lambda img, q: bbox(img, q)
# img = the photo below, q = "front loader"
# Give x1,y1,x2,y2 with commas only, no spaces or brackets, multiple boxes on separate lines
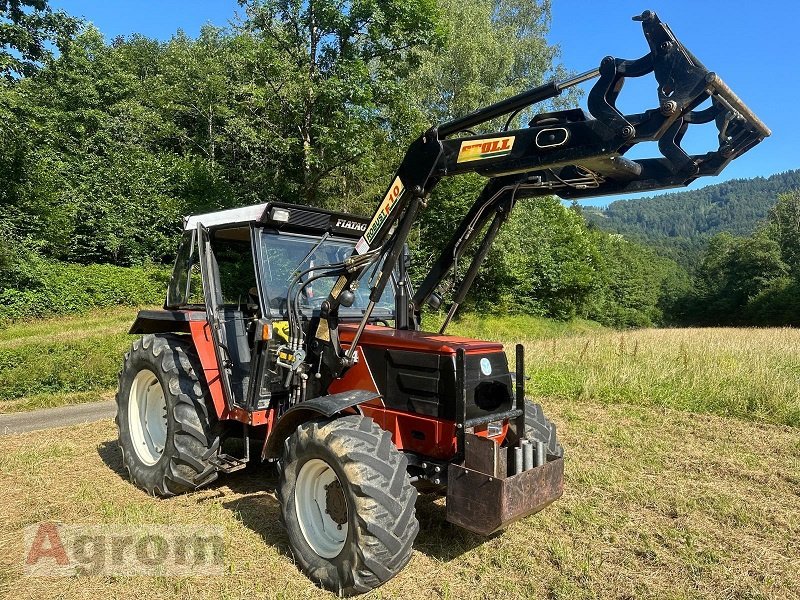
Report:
115,12,768,595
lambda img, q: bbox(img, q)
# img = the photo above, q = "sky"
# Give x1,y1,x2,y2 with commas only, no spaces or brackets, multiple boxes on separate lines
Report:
49,0,798,207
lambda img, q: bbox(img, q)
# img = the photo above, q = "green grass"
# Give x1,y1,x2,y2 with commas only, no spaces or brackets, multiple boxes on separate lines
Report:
1,309,602,414
521,327,800,427
0,307,145,413
425,312,604,340
3,309,800,429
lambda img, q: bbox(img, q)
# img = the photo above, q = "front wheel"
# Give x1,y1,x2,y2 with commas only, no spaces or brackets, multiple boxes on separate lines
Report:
278,415,419,596
115,334,220,496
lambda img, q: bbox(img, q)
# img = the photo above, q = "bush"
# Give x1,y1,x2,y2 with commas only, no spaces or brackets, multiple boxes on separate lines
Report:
0,251,167,323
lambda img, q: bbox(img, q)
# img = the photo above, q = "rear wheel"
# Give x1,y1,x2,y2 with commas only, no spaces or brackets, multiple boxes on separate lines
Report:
524,399,563,458
116,334,220,496
278,415,419,596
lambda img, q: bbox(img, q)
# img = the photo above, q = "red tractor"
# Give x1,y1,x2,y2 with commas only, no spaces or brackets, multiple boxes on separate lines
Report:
115,12,768,595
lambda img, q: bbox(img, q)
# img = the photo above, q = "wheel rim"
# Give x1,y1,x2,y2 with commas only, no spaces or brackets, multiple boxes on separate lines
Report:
128,369,168,466
295,458,348,558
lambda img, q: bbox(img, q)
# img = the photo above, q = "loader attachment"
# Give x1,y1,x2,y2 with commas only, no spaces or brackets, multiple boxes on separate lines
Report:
311,9,770,377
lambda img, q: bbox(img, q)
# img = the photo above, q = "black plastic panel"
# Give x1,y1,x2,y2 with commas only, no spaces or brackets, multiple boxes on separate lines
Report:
363,347,513,422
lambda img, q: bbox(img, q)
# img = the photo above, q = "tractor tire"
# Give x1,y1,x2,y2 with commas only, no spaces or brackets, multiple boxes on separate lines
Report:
115,334,220,496
524,399,563,458
278,415,419,596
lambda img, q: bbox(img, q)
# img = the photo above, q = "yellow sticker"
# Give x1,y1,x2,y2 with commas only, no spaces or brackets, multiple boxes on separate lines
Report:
330,275,348,299
358,176,405,252
315,318,330,342
457,136,515,163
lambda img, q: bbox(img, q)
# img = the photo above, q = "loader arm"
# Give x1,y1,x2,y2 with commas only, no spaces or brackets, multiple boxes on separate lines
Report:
299,10,769,380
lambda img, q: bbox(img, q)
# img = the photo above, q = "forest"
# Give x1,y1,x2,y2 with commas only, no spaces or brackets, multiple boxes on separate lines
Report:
1,0,798,328
584,170,800,269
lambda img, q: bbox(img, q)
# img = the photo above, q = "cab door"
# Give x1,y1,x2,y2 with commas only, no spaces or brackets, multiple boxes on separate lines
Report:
196,224,238,410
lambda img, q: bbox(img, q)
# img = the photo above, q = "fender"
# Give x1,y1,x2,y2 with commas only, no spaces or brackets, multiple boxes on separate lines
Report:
261,389,381,459
129,309,203,334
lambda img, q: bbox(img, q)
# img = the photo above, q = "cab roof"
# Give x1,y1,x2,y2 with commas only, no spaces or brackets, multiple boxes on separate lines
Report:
183,202,371,239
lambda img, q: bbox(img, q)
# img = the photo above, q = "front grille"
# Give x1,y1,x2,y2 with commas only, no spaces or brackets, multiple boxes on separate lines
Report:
363,347,513,421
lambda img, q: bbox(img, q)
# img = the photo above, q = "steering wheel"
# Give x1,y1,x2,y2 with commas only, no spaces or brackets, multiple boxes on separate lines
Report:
269,296,289,313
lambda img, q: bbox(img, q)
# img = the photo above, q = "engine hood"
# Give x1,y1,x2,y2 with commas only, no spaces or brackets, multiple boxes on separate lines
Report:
338,324,504,355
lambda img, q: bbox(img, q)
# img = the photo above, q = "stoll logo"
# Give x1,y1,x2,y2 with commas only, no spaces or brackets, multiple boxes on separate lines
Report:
457,135,515,163
355,176,405,254
23,523,224,576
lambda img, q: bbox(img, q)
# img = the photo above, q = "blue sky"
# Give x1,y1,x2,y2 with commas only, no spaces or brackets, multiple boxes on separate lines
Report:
50,0,797,206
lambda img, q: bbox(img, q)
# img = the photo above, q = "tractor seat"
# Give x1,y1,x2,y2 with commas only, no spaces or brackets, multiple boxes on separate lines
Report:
220,307,252,406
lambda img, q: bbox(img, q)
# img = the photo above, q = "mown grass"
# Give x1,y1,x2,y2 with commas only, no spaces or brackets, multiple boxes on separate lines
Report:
0,401,797,599
521,327,800,427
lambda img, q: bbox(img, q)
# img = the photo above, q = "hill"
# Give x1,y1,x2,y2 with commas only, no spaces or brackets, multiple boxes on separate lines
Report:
584,170,800,266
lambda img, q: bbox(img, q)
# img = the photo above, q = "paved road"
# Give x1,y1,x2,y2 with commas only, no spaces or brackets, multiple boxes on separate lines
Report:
0,400,116,435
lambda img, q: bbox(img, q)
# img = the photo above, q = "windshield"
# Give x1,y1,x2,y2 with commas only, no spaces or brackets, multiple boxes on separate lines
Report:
258,230,395,317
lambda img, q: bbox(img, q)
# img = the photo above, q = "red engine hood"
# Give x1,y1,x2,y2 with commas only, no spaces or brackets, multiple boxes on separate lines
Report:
338,324,504,355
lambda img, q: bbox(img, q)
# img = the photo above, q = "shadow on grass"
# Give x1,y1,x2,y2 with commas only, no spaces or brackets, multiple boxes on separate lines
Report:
97,440,126,479
96,440,488,563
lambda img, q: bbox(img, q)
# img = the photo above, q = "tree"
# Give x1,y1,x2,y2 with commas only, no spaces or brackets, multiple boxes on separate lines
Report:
470,197,603,319
408,0,563,128
692,232,788,324
0,0,79,79
585,233,689,327
765,190,800,275
235,0,442,209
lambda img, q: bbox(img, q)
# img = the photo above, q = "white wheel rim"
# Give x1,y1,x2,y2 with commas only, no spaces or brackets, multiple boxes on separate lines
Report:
128,369,168,466
295,458,348,558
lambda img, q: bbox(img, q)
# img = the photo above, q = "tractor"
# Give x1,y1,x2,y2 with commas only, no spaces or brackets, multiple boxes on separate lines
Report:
115,12,768,595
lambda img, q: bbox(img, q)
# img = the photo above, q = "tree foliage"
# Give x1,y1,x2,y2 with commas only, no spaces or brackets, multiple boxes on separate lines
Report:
0,0,79,79
6,0,790,329
584,170,800,270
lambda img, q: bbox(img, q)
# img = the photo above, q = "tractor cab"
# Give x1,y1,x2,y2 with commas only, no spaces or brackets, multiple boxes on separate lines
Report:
135,203,400,414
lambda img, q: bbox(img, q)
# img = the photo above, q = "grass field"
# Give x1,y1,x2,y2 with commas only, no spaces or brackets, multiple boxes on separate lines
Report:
0,400,797,599
0,309,798,597
0,307,141,413
4,309,799,428
0,309,602,414
522,327,800,428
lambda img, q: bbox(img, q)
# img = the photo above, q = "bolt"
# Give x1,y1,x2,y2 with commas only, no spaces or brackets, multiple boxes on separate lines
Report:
421,462,427,469
660,41,673,52
721,144,735,158
434,466,441,473
621,125,635,139
433,478,440,485
660,100,678,116
601,55,614,66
